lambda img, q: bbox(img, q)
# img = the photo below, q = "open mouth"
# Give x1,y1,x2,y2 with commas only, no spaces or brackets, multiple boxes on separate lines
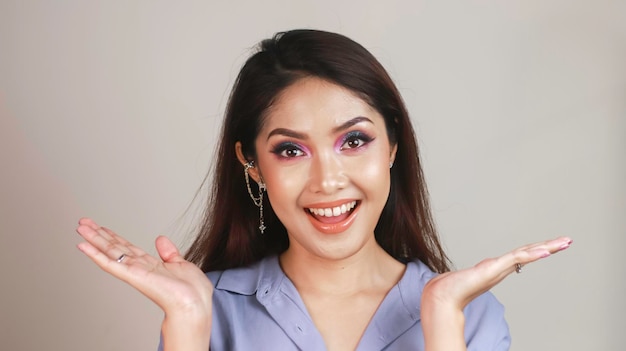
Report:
304,200,360,234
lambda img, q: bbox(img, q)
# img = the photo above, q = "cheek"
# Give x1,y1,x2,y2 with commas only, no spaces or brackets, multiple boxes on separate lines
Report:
362,161,390,184
352,146,390,175
348,154,391,196
263,167,306,208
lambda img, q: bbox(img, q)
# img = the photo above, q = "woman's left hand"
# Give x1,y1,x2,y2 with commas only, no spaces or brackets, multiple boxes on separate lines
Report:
421,236,572,351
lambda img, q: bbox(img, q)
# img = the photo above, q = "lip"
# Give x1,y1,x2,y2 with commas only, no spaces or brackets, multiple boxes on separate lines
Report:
304,200,360,235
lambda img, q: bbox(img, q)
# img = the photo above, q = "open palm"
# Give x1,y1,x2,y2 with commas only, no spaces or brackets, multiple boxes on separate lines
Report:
423,236,572,310
76,218,213,318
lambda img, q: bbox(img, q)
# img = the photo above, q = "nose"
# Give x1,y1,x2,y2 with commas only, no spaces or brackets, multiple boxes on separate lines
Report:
308,151,348,195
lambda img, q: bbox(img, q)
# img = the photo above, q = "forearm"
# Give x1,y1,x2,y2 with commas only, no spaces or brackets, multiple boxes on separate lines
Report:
161,312,211,351
421,303,467,351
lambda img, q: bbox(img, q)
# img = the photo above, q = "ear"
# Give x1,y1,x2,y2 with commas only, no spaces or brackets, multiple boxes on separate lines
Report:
235,141,262,183
389,142,398,168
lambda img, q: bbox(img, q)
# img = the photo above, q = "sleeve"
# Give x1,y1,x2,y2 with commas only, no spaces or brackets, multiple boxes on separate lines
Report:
463,291,511,351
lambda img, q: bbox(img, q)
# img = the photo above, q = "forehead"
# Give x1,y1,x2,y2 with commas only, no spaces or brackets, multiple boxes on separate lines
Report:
260,77,383,133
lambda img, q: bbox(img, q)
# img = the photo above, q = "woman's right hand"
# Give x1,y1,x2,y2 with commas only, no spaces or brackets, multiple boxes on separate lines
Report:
76,218,213,350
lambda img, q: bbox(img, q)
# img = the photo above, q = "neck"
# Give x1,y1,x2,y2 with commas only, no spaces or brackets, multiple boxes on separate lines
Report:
279,240,404,296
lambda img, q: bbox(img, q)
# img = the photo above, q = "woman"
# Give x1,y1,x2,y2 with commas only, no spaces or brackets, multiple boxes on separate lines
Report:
76,29,571,350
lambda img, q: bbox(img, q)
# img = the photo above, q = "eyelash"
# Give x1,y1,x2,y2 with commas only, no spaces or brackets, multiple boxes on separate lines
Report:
270,131,374,159
339,131,374,151
271,142,306,159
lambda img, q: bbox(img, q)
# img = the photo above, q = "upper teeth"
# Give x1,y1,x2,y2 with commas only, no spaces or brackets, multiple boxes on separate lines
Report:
308,201,357,217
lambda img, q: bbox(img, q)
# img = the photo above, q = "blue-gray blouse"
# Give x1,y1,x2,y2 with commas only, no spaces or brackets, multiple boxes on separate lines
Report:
159,256,510,350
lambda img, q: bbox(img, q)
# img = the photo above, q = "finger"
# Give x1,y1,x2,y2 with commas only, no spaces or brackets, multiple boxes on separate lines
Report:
454,253,537,306
508,236,571,254
155,235,186,263
76,241,156,288
77,241,131,276
78,217,100,230
512,236,573,268
100,226,147,257
76,224,130,261
461,237,572,301
531,236,573,255
480,236,573,283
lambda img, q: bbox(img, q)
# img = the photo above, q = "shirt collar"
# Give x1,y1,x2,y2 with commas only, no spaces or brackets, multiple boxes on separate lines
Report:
213,255,434,316
213,255,284,296
212,255,437,350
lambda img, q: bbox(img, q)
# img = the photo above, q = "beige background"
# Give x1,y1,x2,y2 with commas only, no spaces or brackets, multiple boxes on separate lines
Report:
1,1,624,350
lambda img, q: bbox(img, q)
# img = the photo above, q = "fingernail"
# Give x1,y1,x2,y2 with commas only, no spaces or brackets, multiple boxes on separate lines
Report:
558,241,571,250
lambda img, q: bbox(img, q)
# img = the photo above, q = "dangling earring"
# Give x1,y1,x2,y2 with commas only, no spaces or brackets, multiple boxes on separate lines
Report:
244,161,266,234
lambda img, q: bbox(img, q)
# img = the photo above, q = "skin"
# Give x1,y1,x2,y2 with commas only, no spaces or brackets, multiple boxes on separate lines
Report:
240,78,399,263
76,219,212,351
237,78,404,350
76,77,573,350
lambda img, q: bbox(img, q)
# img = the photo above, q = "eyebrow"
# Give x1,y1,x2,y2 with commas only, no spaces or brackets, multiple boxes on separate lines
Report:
266,116,374,141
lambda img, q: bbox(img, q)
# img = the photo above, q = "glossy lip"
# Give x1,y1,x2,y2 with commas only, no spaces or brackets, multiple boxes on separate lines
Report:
304,199,360,235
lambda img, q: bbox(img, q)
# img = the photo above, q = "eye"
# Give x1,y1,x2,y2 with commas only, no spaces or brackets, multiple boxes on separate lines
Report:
282,147,304,158
271,142,306,158
340,131,373,151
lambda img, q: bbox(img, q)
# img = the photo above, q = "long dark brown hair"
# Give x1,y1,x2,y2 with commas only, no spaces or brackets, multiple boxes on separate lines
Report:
185,29,451,273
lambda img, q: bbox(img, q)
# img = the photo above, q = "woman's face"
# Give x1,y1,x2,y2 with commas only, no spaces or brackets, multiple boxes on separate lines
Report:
254,77,397,261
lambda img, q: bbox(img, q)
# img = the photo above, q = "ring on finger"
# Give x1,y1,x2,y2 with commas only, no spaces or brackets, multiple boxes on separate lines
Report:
116,253,127,263
515,263,523,274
